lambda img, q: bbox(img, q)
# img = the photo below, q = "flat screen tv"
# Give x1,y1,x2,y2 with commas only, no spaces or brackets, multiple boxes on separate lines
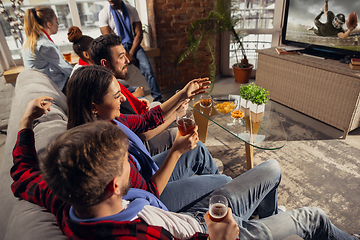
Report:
281,0,360,60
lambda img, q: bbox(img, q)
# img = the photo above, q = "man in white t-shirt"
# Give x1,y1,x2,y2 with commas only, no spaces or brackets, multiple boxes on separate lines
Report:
98,0,163,102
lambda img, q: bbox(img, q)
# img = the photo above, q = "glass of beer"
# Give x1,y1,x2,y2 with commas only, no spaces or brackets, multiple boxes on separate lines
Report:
209,195,228,222
63,52,72,62
176,110,196,136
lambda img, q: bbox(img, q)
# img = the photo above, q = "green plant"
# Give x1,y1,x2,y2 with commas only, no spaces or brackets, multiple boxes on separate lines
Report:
239,83,269,105
176,0,249,92
239,83,254,101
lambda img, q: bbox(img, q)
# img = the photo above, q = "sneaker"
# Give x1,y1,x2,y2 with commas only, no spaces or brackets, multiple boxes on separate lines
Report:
278,205,287,213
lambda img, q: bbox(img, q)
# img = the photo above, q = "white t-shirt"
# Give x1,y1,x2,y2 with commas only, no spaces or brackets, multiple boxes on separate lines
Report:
98,3,140,35
122,199,203,239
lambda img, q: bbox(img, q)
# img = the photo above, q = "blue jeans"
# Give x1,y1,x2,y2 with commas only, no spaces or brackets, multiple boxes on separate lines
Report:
182,159,356,240
123,43,163,102
152,141,232,212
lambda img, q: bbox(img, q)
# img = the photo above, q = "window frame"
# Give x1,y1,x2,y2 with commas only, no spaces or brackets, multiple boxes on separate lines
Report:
0,0,148,70
221,0,285,76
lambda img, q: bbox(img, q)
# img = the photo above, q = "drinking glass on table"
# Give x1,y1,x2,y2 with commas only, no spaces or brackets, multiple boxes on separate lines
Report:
209,195,228,222
176,110,196,136
199,94,212,115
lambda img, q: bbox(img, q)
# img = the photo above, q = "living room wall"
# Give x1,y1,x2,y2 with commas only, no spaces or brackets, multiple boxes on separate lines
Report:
146,0,221,90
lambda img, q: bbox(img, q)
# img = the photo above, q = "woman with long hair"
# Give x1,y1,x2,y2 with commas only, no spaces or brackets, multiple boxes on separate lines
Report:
67,26,177,156
23,6,73,91
66,65,232,212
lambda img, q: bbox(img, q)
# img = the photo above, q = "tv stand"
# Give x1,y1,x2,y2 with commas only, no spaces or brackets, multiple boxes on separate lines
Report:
256,47,360,138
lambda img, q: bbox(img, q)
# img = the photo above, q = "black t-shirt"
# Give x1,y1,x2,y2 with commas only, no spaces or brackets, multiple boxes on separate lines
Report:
120,99,137,115
318,11,345,37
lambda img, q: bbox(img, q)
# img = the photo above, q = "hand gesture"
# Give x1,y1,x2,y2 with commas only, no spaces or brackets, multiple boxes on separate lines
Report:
205,208,239,240
126,52,136,64
183,78,211,99
20,96,53,130
139,98,151,110
172,125,199,155
133,86,145,98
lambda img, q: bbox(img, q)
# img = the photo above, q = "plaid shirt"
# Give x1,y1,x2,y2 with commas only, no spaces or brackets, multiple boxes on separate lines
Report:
116,105,164,134
11,129,208,240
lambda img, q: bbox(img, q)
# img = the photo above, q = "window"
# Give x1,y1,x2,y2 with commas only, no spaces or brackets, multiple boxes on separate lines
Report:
0,0,147,69
221,0,284,76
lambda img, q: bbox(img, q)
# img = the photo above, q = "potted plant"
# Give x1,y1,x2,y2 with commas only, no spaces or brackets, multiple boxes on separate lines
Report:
176,0,253,92
239,83,269,134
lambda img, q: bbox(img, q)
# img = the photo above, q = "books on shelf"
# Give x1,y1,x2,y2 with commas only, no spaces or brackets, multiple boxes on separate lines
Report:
351,58,360,66
275,46,304,55
349,63,360,70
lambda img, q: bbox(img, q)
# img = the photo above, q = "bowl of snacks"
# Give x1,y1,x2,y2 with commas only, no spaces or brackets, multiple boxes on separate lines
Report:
213,96,237,115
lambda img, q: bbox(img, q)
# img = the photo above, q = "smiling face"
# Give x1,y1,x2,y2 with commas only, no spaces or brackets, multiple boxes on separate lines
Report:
92,77,126,120
108,45,130,80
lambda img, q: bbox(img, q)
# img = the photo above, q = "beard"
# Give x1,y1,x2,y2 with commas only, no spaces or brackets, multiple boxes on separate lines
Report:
110,63,128,80
121,179,131,197
109,0,121,10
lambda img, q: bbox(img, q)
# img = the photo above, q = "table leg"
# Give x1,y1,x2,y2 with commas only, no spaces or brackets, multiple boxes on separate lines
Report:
245,143,253,170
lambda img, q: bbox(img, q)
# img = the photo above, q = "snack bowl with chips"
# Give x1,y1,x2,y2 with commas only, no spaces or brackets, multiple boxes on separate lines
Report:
213,96,237,115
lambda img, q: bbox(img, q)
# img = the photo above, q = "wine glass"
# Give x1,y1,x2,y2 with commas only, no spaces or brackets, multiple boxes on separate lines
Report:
199,94,212,116
229,99,244,126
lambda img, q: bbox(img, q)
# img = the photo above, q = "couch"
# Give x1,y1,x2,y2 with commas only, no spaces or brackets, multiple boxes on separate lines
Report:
0,69,68,239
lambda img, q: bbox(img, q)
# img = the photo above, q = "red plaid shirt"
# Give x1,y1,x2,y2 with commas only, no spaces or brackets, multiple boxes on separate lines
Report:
11,129,208,239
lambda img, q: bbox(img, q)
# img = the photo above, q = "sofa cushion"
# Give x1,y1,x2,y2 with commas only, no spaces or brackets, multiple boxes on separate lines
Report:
4,200,67,240
0,69,67,240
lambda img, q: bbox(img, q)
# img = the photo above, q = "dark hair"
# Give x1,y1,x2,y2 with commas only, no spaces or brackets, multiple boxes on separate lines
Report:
68,26,94,62
66,65,115,129
91,34,122,66
39,121,129,207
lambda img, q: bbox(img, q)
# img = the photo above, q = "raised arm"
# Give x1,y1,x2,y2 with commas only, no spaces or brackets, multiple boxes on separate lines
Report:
11,96,64,214
160,78,210,120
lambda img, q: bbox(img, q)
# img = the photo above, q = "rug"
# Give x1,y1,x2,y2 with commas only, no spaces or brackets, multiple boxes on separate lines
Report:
204,108,360,235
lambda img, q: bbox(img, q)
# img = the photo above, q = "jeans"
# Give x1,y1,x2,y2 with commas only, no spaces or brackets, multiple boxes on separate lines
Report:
152,141,232,212
181,159,357,240
123,43,163,102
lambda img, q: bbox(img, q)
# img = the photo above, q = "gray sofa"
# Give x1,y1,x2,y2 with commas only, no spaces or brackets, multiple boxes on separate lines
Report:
0,69,68,240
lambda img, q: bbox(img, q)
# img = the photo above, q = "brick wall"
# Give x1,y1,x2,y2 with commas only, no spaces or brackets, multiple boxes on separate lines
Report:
147,0,221,90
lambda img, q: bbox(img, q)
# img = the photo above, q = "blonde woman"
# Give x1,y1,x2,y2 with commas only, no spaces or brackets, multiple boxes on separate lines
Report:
22,7,73,91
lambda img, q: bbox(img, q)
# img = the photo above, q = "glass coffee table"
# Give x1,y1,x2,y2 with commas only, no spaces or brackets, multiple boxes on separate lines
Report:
189,95,287,170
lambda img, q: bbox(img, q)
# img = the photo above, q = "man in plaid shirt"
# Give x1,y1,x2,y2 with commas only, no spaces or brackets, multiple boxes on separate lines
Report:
11,96,359,240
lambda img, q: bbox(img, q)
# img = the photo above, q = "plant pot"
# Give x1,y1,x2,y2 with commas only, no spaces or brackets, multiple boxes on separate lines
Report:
232,63,253,84
249,102,265,135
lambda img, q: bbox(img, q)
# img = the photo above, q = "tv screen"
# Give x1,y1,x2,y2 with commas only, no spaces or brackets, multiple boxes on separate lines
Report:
281,0,360,60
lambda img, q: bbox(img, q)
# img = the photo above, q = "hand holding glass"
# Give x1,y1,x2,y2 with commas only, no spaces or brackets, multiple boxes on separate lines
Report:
176,110,196,136
209,195,228,222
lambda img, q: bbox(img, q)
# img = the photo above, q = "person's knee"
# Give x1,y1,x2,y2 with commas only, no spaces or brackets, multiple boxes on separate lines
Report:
297,207,329,223
265,159,281,172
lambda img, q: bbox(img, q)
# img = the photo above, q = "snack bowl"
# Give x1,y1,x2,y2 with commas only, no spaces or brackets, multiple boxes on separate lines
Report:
213,96,237,115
